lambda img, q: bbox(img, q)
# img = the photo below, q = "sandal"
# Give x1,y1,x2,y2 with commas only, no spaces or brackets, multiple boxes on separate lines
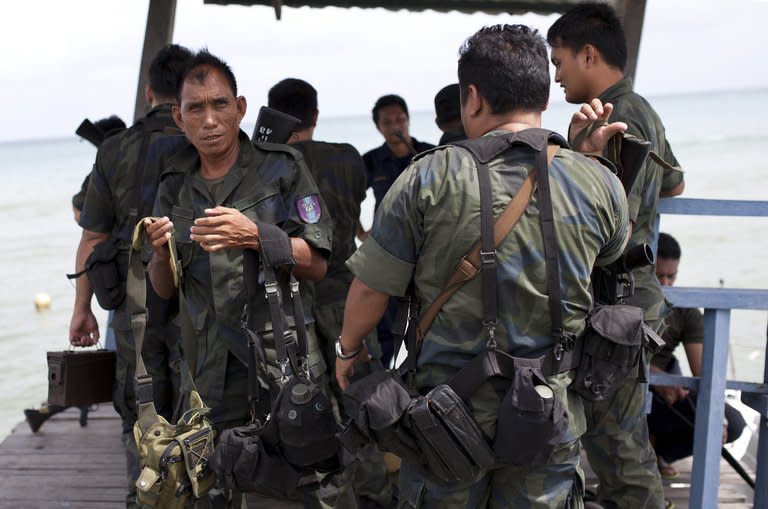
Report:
658,457,679,480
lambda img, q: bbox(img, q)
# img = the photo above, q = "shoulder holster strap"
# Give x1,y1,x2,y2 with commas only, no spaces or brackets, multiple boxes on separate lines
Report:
416,130,564,343
127,218,189,433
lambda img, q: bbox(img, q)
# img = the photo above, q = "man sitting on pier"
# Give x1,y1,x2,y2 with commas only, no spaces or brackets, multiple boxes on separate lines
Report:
648,232,746,479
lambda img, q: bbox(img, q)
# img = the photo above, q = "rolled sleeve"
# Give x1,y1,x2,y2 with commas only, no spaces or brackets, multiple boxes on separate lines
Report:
346,235,414,296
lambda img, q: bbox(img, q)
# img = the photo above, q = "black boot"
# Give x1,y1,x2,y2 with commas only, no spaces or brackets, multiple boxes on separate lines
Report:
24,404,66,433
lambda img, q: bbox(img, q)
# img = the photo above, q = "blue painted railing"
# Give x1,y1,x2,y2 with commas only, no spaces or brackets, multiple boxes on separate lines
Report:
653,197,768,509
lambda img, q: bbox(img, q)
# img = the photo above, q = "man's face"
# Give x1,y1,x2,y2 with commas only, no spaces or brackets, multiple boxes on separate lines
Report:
175,66,245,160
550,44,590,104
376,104,410,146
656,257,680,287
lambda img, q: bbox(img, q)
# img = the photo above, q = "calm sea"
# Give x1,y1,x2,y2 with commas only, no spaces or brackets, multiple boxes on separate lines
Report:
0,89,766,440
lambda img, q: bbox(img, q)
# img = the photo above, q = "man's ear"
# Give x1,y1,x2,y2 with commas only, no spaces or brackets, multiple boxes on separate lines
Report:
172,105,184,132
145,85,154,105
311,109,319,128
583,44,598,66
465,84,483,119
236,96,247,122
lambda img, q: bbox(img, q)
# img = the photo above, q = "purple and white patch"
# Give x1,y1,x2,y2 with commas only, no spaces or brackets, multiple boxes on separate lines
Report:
296,194,322,224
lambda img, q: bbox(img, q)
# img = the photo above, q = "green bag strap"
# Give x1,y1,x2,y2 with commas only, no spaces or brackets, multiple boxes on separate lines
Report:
128,217,198,434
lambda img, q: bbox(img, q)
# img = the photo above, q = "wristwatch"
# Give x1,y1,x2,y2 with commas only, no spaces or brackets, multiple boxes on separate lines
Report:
335,336,362,360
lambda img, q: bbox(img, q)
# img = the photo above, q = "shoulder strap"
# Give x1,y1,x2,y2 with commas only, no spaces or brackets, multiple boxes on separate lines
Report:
415,132,563,343
127,218,190,433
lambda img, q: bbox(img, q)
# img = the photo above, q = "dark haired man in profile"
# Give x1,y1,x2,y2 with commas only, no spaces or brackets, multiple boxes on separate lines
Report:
147,52,337,508
548,4,685,508
69,43,193,508
336,24,629,507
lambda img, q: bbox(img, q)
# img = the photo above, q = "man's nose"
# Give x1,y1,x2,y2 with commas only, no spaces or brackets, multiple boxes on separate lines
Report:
203,107,217,127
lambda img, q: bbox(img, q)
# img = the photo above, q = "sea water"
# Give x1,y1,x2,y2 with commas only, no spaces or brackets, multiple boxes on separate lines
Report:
0,89,766,440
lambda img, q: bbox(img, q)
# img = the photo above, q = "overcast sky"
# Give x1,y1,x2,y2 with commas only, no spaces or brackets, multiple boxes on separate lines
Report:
2,0,767,143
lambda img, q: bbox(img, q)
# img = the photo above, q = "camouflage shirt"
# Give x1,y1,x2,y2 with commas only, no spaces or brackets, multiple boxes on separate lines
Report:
153,131,333,404
601,77,684,321
79,104,180,244
290,140,366,303
348,129,628,385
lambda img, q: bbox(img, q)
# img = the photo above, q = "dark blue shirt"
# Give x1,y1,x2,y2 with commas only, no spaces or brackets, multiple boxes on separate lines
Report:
362,137,435,209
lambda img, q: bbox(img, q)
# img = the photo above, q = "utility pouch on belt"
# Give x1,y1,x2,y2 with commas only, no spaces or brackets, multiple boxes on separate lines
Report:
67,237,126,310
128,219,216,508
340,129,574,483
570,304,663,401
409,384,495,483
211,223,341,496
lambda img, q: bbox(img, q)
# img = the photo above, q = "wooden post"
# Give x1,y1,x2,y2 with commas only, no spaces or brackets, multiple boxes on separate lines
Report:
133,0,177,123
615,0,647,82
755,321,768,508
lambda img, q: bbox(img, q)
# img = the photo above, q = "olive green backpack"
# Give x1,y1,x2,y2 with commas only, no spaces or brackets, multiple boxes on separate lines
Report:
128,219,217,508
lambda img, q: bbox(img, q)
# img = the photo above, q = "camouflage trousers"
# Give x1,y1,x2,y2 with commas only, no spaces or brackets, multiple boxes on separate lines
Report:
397,439,584,509
314,301,395,507
398,370,585,509
581,317,666,509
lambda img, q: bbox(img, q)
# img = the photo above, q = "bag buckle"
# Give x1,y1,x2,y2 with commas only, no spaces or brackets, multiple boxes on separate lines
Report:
483,320,497,349
480,250,496,267
265,281,279,298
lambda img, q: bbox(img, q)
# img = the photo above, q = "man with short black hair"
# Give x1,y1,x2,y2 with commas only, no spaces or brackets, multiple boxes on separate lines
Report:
548,4,685,508
147,51,336,508
649,233,745,481
69,43,193,509
434,84,466,144
269,76,394,508
337,24,629,507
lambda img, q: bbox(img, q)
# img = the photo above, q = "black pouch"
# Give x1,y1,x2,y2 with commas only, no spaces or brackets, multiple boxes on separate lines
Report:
408,384,495,484
79,237,125,310
341,369,422,462
274,376,339,472
211,419,302,498
570,305,645,401
494,357,568,466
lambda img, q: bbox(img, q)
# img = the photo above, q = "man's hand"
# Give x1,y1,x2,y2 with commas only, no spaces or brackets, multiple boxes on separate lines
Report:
69,309,99,347
335,348,371,391
569,99,628,154
144,216,174,256
653,384,689,407
190,206,259,252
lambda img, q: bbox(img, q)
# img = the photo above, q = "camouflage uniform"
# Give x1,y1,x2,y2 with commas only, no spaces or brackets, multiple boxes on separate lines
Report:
291,140,394,506
581,77,685,509
79,104,183,507
153,131,346,508
347,130,629,508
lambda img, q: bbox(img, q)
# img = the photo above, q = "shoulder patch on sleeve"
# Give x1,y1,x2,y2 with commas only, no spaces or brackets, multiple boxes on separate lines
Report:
296,194,322,224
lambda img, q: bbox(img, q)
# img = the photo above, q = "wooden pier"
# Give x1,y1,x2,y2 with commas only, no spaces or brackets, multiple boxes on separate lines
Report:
0,405,756,508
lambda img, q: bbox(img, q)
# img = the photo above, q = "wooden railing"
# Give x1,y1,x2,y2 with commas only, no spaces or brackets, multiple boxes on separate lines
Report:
653,197,768,509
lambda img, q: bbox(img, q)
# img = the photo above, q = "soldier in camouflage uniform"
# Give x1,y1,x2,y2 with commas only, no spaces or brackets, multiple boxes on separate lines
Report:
548,4,685,508
146,52,344,508
268,78,394,508
336,25,630,508
69,44,193,508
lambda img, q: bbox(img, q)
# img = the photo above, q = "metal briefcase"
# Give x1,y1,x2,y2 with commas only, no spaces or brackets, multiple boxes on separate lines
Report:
47,349,116,406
